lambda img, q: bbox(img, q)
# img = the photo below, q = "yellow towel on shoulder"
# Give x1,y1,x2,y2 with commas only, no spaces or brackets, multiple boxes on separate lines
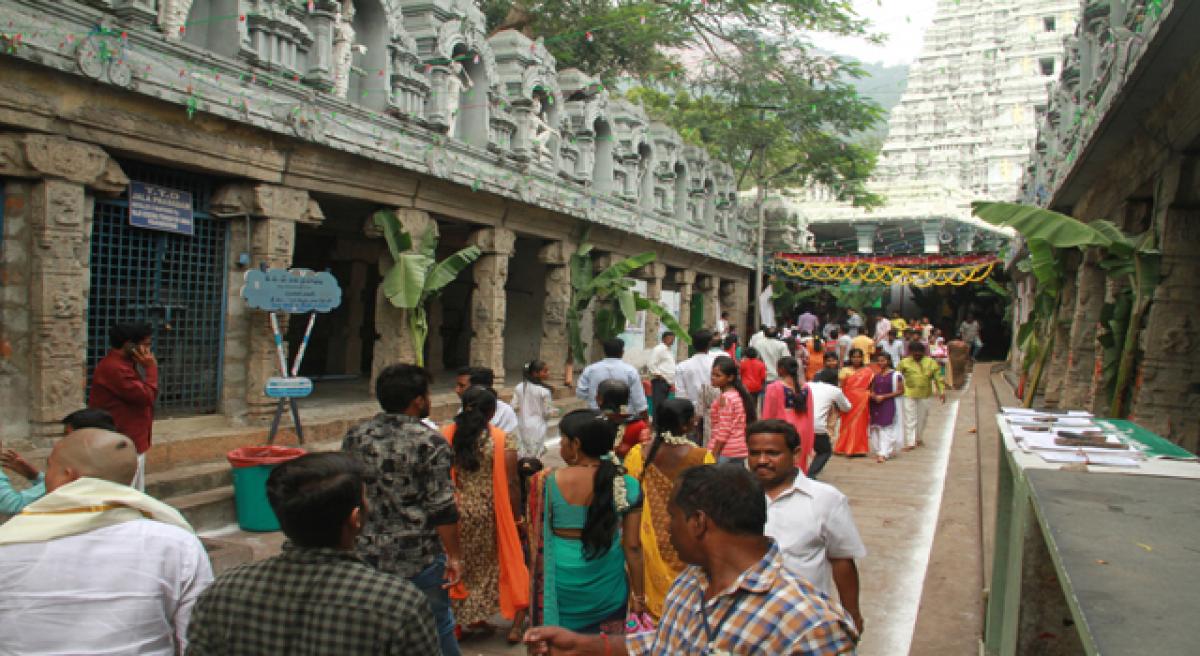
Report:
0,477,193,545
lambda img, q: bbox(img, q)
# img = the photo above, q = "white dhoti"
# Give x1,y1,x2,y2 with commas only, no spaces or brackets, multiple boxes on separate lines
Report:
902,396,933,447
869,401,905,459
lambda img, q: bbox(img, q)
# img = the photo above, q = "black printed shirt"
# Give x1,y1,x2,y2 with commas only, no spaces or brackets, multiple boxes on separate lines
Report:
341,413,459,577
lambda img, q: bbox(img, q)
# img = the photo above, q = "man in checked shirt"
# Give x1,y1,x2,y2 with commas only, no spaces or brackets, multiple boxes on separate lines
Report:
524,464,857,655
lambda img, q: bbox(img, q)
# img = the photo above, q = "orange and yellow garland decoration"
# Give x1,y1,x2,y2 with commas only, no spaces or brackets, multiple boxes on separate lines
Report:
774,254,1000,288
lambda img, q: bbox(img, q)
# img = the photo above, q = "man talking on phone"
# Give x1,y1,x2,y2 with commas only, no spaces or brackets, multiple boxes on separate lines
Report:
89,322,158,491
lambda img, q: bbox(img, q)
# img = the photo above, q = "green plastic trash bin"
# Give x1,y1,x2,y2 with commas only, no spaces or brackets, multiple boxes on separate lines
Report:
227,446,306,532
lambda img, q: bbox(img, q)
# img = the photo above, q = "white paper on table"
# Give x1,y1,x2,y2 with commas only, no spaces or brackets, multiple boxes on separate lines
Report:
1035,450,1141,467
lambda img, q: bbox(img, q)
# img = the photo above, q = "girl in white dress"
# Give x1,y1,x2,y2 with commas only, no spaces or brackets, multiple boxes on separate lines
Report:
512,359,557,459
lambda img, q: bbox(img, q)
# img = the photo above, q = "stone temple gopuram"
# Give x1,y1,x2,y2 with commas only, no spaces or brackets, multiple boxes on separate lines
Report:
770,0,1080,256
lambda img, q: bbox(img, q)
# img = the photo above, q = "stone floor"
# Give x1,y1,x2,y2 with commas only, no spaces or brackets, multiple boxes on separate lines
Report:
202,379,982,656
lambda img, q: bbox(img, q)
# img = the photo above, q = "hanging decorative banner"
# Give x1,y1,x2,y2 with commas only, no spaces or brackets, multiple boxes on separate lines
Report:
774,254,1000,287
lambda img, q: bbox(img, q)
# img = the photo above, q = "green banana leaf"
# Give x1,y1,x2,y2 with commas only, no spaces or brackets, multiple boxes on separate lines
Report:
587,252,658,294
635,296,693,346
567,305,586,368
423,246,481,300
1026,239,1061,292
983,278,1011,298
616,288,638,325
381,252,434,308
418,223,438,261
373,210,412,258
972,202,1113,249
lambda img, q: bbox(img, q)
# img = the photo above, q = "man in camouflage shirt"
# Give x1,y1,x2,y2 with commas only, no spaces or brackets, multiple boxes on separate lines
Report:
342,364,464,656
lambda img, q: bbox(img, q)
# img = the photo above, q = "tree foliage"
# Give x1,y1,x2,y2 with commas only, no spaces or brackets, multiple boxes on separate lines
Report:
479,0,876,87
628,34,882,205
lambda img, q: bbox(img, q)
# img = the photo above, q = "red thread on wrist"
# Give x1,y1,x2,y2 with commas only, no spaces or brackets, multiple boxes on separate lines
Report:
601,631,611,656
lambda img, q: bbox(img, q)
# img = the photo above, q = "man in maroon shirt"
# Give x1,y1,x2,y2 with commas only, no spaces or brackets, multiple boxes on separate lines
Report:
89,322,158,490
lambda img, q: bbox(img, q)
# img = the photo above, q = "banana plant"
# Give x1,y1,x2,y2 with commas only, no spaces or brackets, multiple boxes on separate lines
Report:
374,210,481,367
770,279,823,319
972,202,1160,413
566,228,691,368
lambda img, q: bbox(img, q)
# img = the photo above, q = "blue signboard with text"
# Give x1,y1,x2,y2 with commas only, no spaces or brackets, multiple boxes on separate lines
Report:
128,181,194,236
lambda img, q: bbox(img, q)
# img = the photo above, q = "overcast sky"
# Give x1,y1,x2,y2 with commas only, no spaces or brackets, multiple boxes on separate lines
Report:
812,0,939,66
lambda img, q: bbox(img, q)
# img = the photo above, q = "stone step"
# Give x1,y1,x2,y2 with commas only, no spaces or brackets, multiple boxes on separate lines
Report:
165,396,587,533
170,486,237,534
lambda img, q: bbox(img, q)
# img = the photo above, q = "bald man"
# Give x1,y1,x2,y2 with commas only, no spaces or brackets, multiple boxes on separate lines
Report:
0,429,213,655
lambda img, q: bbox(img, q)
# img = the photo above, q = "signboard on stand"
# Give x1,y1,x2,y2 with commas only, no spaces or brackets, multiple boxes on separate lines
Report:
241,267,342,444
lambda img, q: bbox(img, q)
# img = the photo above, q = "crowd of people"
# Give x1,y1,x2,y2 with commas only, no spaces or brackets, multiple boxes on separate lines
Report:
0,306,971,654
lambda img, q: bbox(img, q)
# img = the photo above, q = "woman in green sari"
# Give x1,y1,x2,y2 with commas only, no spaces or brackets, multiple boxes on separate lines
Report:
527,410,644,633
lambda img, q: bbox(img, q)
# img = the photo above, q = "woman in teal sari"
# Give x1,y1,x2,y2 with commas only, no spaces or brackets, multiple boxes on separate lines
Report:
527,410,644,633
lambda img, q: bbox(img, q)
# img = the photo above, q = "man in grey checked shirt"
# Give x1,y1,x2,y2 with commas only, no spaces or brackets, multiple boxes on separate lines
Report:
186,452,438,655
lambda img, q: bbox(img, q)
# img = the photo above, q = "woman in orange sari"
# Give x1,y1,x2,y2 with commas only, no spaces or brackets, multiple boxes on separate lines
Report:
442,386,530,643
805,336,826,382
835,348,874,457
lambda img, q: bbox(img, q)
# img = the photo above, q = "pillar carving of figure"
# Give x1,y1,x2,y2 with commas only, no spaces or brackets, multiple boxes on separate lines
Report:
469,227,516,384
158,0,195,40
211,183,321,422
672,270,696,336
538,241,574,387
527,98,559,166
0,135,128,446
331,3,356,98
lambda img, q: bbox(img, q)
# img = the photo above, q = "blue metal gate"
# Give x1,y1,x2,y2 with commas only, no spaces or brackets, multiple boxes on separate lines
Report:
87,164,228,416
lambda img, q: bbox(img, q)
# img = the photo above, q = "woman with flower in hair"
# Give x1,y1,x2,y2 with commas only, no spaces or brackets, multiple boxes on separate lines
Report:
622,398,713,619
526,410,644,633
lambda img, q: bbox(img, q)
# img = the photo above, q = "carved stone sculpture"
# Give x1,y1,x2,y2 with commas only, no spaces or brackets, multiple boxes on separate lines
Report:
331,4,356,99
158,0,195,40
527,98,558,165
445,61,473,138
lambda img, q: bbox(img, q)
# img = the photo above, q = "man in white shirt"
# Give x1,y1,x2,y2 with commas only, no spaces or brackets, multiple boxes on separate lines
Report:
757,327,790,383
646,331,677,416
458,366,519,433
845,309,863,337
807,371,852,479
748,325,767,354
748,420,866,633
836,329,853,365
715,311,730,339
873,313,892,344
673,330,725,441
880,329,905,367
0,428,213,654
575,338,649,416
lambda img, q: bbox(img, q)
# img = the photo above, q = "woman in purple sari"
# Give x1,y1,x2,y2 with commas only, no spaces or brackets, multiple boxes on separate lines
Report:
869,352,905,463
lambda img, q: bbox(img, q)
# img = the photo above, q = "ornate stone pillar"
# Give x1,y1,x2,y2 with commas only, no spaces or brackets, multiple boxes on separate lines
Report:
639,262,667,346
854,222,878,254
538,240,573,387
696,274,718,332
922,221,943,254
469,227,517,385
211,183,322,422
1041,251,1079,408
719,278,749,337
1060,250,1106,408
0,135,127,444
1131,203,1200,452
368,209,434,380
671,269,696,337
